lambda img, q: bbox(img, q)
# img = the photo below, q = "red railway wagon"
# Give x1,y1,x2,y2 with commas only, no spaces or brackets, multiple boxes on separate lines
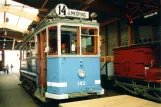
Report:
113,45,161,102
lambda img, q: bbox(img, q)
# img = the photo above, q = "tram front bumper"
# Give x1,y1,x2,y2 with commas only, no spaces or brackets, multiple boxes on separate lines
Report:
45,88,104,100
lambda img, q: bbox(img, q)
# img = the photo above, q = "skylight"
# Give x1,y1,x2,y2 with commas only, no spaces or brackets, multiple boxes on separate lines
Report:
6,13,19,26
0,0,39,33
0,12,4,24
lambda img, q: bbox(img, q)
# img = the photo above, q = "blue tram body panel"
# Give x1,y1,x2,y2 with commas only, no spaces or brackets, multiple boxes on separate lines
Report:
47,57,101,95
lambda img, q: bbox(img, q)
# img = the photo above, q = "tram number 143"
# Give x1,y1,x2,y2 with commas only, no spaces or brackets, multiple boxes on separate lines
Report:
78,81,85,86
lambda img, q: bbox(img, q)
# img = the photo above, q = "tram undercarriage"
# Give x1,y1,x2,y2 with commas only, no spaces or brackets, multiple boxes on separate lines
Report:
115,78,161,102
20,71,37,96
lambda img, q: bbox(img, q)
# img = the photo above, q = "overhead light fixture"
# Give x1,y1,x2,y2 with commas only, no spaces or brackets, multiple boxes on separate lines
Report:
17,40,22,43
4,31,7,36
6,17,9,23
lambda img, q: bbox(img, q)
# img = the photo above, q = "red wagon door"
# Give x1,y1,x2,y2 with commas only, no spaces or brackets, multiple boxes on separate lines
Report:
114,49,128,77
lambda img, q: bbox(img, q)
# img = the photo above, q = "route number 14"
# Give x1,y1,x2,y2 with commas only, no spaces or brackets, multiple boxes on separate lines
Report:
55,4,68,17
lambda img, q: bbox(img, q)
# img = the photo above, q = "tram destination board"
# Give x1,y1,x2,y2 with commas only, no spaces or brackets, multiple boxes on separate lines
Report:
55,3,89,19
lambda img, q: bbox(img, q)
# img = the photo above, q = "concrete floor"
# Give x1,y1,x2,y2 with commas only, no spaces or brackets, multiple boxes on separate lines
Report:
0,71,123,107
0,71,41,107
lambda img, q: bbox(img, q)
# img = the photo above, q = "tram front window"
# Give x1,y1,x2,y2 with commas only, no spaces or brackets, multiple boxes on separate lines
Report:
81,27,98,55
49,26,57,54
61,26,78,55
81,36,95,54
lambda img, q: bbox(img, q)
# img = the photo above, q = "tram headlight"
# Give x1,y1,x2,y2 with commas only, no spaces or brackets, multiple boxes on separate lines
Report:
78,69,86,78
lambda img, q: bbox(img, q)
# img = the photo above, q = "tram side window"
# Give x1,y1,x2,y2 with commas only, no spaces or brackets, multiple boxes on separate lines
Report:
49,26,57,54
20,50,22,60
30,36,36,57
81,27,98,55
21,48,27,60
26,42,31,58
61,26,79,55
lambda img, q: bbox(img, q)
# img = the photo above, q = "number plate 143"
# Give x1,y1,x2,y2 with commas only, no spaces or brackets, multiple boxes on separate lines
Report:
78,81,85,86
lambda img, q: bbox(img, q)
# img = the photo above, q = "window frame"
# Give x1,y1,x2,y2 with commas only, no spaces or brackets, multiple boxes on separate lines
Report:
81,27,99,55
60,25,80,55
48,26,58,55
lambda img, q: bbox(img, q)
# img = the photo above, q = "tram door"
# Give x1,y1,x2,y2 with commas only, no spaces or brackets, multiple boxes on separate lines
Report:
37,30,47,89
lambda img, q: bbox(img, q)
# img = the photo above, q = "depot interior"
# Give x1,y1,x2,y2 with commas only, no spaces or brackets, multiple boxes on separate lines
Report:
0,0,160,105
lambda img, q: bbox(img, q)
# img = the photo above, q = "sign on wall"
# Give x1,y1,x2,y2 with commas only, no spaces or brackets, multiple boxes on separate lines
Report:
55,3,89,19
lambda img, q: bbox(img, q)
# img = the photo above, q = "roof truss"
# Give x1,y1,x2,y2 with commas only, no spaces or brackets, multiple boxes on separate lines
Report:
0,24,29,33
0,6,40,22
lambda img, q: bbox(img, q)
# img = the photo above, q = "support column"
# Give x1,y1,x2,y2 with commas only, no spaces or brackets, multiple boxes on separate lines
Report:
128,24,134,46
104,26,108,56
2,49,4,69
116,21,120,47
152,26,156,41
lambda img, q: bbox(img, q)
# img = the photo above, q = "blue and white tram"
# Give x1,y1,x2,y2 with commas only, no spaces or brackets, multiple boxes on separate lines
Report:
19,4,104,102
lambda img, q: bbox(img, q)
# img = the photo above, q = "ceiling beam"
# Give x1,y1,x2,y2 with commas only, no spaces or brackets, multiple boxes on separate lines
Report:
4,0,7,23
74,0,93,11
81,6,90,11
100,18,120,27
0,24,29,33
41,0,48,8
0,34,23,40
36,0,49,13
72,0,93,3
0,6,40,22
89,2,124,16
74,0,124,16
39,8,48,12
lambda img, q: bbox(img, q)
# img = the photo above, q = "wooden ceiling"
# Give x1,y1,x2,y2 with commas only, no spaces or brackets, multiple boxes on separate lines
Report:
13,0,126,21
12,0,160,25
0,0,160,49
